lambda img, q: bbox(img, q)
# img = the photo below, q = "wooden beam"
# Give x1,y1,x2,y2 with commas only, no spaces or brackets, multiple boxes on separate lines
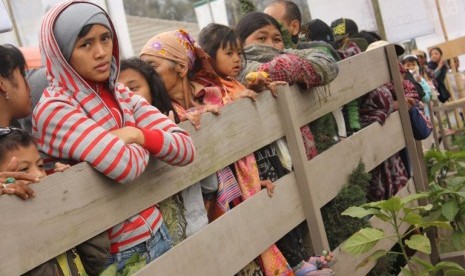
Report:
310,112,406,208
137,173,305,275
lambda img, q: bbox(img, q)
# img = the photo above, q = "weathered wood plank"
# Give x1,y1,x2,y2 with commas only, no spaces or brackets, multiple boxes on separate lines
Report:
0,92,286,275
293,46,391,127
137,173,305,275
311,112,406,208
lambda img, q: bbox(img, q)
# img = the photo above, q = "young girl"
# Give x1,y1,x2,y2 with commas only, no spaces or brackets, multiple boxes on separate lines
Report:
34,1,194,272
119,57,187,245
0,44,40,199
428,47,451,103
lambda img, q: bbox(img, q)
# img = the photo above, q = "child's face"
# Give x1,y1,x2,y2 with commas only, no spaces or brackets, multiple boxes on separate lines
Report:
0,144,46,179
430,49,441,63
119,68,152,104
214,42,242,78
403,61,418,71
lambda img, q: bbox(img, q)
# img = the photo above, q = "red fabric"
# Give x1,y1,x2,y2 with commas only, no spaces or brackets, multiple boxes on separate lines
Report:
140,128,164,155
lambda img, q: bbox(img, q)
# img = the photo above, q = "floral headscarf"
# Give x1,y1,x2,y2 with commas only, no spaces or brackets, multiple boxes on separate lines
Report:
140,29,198,71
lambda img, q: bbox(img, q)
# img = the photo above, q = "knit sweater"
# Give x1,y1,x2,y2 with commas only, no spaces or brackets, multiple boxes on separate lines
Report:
33,1,195,253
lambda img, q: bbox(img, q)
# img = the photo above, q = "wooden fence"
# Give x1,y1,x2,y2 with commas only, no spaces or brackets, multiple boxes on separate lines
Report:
0,45,429,276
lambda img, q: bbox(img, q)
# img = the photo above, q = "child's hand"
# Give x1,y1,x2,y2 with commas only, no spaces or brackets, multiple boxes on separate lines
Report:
267,81,287,98
1,182,35,200
260,179,275,197
205,104,221,115
235,89,257,102
246,71,270,92
54,162,71,173
110,126,145,145
183,111,202,130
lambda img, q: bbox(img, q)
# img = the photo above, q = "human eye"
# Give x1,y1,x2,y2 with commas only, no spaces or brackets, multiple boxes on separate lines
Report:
273,36,283,43
102,33,112,43
18,166,29,173
258,36,267,42
80,40,92,48
129,86,139,92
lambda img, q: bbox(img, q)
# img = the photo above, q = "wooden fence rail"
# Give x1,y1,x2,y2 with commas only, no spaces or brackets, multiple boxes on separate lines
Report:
0,45,428,276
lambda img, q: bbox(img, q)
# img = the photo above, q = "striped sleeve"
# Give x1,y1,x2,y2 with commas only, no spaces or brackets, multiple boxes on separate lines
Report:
33,98,150,184
131,94,195,166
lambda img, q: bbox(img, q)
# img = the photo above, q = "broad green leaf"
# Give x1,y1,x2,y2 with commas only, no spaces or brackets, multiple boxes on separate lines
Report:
452,232,465,250
418,221,452,230
405,234,431,254
403,213,423,225
401,267,414,276
411,256,434,270
342,206,379,218
401,193,429,205
379,197,402,212
363,200,386,208
442,200,460,221
445,176,465,187
355,250,387,269
341,228,385,255
457,162,465,169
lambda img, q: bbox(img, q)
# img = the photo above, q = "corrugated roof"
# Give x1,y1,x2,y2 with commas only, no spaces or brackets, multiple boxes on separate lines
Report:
126,15,200,55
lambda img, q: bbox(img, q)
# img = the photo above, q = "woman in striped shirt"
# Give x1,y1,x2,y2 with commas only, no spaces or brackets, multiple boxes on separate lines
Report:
33,1,195,273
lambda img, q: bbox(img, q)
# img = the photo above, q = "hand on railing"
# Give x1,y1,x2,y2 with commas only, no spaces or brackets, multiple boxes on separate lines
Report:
0,157,38,200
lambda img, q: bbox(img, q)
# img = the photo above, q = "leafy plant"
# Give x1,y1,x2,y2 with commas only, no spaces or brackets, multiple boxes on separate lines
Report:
425,149,465,249
341,194,465,275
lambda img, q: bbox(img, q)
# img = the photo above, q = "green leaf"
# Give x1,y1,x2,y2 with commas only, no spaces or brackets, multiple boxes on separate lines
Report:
442,200,460,221
403,213,423,225
418,221,453,230
411,256,434,270
435,261,465,272
401,193,429,205
444,270,465,276
379,197,402,212
405,204,433,213
355,250,387,269
400,267,414,276
341,206,379,218
457,162,465,169
341,228,385,255
405,234,431,254
452,232,465,250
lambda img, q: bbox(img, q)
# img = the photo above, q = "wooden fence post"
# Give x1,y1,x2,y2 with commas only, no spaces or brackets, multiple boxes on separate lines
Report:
276,85,329,254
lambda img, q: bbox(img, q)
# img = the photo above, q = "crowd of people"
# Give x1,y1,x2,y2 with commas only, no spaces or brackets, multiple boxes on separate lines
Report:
0,0,458,275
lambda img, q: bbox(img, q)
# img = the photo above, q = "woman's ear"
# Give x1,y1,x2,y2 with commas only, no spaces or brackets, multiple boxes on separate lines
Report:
177,64,189,78
0,76,7,93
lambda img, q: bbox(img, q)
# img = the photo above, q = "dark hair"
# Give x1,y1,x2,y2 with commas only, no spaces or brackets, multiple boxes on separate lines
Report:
401,55,420,68
236,12,283,44
0,129,35,165
301,19,333,43
429,47,443,58
355,30,381,44
120,57,180,123
198,23,241,61
269,0,301,26
0,44,27,80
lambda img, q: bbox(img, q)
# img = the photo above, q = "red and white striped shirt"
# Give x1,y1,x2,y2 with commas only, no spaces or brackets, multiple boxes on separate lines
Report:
34,1,195,252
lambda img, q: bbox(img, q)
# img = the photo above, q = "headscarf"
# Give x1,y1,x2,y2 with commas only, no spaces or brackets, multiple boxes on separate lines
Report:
140,29,198,72
53,2,111,61
140,29,214,108
39,1,120,94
